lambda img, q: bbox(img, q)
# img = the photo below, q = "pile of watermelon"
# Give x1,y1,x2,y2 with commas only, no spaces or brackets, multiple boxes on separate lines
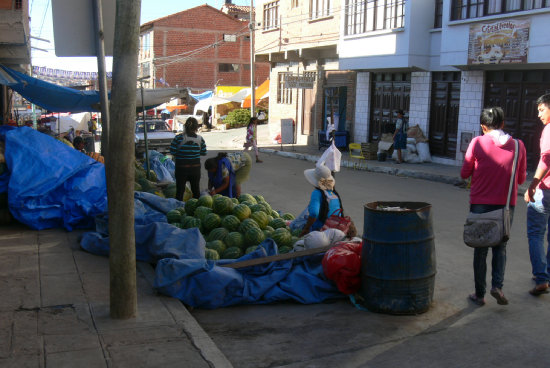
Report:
134,160,183,200
164,193,299,260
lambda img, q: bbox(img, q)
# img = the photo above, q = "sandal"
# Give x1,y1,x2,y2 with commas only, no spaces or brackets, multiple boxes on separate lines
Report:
529,284,549,296
490,288,509,305
469,293,485,306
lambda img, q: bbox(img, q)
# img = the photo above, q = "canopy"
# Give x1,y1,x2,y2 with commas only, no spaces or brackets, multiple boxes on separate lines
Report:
189,90,213,101
193,96,232,115
242,80,269,108
0,65,188,113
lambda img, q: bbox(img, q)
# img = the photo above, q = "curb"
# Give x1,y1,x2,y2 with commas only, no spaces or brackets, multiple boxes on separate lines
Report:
137,262,234,368
259,147,465,186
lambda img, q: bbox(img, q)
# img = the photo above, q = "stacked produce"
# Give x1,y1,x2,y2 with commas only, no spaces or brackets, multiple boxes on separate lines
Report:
134,159,181,199
165,193,299,260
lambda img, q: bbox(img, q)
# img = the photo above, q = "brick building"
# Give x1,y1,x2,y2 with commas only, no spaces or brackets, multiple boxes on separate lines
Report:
138,4,269,96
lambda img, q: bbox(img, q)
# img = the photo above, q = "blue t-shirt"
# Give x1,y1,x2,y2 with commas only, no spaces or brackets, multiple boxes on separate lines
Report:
308,189,341,230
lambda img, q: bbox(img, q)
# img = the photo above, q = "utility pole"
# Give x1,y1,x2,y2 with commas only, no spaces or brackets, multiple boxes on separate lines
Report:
106,0,141,319
249,0,255,118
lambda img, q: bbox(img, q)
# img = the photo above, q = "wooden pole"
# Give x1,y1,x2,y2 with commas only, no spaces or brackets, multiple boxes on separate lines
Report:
106,0,141,319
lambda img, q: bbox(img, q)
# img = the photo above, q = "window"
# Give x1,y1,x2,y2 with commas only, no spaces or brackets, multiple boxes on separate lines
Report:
15,0,22,9
219,63,240,72
451,0,550,20
140,32,152,59
263,1,279,30
277,73,293,104
345,0,405,36
292,0,299,7
311,0,331,19
434,0,443,28
140,62,150,78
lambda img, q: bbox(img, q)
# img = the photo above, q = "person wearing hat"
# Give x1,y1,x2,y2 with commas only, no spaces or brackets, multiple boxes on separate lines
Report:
300,164,344,236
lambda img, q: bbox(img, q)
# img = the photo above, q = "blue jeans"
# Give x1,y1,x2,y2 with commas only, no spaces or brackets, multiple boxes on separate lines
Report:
526,189,550,285
471,204,513,298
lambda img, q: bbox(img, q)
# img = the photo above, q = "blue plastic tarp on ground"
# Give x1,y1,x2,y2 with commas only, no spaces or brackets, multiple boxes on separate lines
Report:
154,239,343,309
146,151,175,183
0,126,107,230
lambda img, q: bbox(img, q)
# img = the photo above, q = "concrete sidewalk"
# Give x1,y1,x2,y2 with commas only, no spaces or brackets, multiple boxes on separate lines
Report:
0,225,232,368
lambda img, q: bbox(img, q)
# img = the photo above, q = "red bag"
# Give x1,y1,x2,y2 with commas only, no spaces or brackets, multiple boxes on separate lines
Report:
322,240,363,294
321,209,352,234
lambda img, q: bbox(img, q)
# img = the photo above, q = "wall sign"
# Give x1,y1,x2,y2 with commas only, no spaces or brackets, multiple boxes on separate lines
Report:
468,19,530,65
284,74,315,89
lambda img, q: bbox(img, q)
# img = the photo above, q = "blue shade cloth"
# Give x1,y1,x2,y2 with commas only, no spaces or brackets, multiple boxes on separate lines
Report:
0,65,102,113
154,239,343,309
0,126,107,230
189,91,213,101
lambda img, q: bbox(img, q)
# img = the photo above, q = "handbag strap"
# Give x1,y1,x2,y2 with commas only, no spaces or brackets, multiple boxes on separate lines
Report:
505,139,519,210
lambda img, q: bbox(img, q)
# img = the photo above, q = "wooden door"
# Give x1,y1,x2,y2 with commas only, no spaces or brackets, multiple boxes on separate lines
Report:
429,72,460,158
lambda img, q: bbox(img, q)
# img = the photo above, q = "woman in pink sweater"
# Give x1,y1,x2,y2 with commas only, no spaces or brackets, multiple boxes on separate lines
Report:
461,107,527,306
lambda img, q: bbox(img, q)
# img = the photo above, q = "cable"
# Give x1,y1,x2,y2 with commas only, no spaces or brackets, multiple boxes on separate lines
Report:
37,0,51,38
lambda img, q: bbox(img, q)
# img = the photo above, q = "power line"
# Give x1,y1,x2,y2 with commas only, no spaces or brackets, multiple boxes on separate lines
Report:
37,0,51,38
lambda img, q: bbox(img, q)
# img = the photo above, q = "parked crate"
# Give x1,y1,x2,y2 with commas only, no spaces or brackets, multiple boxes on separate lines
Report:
361,142,379,160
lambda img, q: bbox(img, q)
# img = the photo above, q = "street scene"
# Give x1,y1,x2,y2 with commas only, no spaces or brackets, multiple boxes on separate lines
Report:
2,0,550,367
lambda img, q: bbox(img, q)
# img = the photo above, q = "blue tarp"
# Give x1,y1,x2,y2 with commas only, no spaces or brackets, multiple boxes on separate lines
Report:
146,151,175,183
189,90,213,101
154,239,342,309
0,65,102,113
0,126,107,230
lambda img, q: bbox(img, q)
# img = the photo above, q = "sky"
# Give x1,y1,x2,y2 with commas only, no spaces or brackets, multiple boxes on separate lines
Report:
29,0,252,72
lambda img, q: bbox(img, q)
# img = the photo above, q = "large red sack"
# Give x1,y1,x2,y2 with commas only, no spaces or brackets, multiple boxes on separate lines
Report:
322,240,363,294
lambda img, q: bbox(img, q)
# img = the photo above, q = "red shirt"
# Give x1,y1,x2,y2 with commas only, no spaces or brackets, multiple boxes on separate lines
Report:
461,133,527,205
537,123,550,190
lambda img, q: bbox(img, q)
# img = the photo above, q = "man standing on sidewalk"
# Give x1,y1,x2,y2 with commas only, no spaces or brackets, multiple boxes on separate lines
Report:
524,93,550,296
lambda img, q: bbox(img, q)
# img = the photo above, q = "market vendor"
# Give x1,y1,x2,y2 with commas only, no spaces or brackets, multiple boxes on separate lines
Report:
300,164,344,236
204,152,252,198
72,136,105,164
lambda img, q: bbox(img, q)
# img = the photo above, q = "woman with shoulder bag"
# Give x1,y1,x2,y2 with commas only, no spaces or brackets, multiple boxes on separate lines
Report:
460,107,527,306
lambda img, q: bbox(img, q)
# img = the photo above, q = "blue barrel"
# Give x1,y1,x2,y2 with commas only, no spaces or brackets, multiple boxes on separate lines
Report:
360,202,435,315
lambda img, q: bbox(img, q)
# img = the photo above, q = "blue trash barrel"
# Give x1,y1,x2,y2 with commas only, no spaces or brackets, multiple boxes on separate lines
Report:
360,202,435,315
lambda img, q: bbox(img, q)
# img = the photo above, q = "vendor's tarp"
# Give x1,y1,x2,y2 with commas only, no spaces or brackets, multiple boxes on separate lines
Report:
242,79,270,108
0,65,188,113
0,126,107,230
146,151,175,183
189,91,213,101
57,112,91,133
154,239,343,309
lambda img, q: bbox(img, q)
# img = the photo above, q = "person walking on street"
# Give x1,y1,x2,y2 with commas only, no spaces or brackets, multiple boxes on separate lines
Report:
461,107,527,306
243,117,263,163
170,117,207,201
525,93,550,296
392,110,408,164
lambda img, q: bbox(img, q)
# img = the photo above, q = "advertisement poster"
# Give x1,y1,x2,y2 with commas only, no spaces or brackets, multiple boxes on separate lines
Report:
468,19,530,65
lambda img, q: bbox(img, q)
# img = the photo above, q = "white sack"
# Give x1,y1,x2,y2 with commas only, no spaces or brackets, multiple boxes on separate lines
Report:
416,142,432,162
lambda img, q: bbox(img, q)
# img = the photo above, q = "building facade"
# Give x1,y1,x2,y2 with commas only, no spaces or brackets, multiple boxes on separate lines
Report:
138,4,269,96
0,0,31,123
341,0,550,167
255,0,356,145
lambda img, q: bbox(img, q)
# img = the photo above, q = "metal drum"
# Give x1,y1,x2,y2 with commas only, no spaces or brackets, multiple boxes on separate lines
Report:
360,202,436,315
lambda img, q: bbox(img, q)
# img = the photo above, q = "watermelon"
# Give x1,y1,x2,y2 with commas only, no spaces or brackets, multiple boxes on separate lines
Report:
137,177,154,191
213,196,234,215
222,247,243,259
198,194,214,208
185,198,199,216
206,240,226,254
245,227,265,246
266,215,274,223
148,170,158,182
134,182,142,191
245,246,258,255
272,228,292,247
265,225,275,233
204,213,221,232
232,204,251,221
282,213,295,220
175,207,186,215
291,228,303,237
250,204,266,213
262,229,273,240
250,211,269,229
213,194,223,199
205,248,220,260
291,236,300,245
231,198,239,205
207,227,229,242
269,218,287,229
163,183,177,198
172,222,182,229
278,246,292,254
194,206,213,222
261,202,273,213
224,232,245,249
166,209,181,223
253,195,265,203
238,193,257,204
221,215,241,232
182,217,202,232
239,218,260,234
270,210,280,218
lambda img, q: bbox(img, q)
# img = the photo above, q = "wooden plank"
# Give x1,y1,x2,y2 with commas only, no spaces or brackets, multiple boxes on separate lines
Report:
220,245,333,269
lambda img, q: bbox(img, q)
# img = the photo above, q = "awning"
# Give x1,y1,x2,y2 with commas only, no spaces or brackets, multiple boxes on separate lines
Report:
166,104,188,112
242,80,269,108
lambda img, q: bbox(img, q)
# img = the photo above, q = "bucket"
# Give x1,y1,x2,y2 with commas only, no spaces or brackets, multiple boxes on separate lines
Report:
377,152,387,161
360,202,435,315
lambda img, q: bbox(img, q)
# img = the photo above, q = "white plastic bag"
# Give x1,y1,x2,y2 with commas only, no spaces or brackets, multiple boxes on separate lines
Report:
406,143,417,153
303,231,331,249
416,142,432,162
317,141,341,172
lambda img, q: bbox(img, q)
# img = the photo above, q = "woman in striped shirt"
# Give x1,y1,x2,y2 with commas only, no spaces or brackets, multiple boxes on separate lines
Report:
169,117,207,200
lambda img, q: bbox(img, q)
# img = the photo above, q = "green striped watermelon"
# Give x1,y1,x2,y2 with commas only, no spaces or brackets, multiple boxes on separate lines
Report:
213,196,234,215
232,204,251,221
265,225,275,233
282,213,295,220
245,246,258,254
194,206,213,222
245,227,265,246
239,218,260,234
175,207,186,215
222,247,243,259
278,246,292,254
238,193,257,204
207,227,229,242
166,209,181,223
221,215,240,232
224,232,245,250
270,210,280,218
203,213,221,232
205,248,220,260
198,194,214,208
269,218,287,229
250,211,269,229
184,198,199,216
272,228,292,247
253,195,265,203
250,204,266,213
206,240,226,254
182,217,202,232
